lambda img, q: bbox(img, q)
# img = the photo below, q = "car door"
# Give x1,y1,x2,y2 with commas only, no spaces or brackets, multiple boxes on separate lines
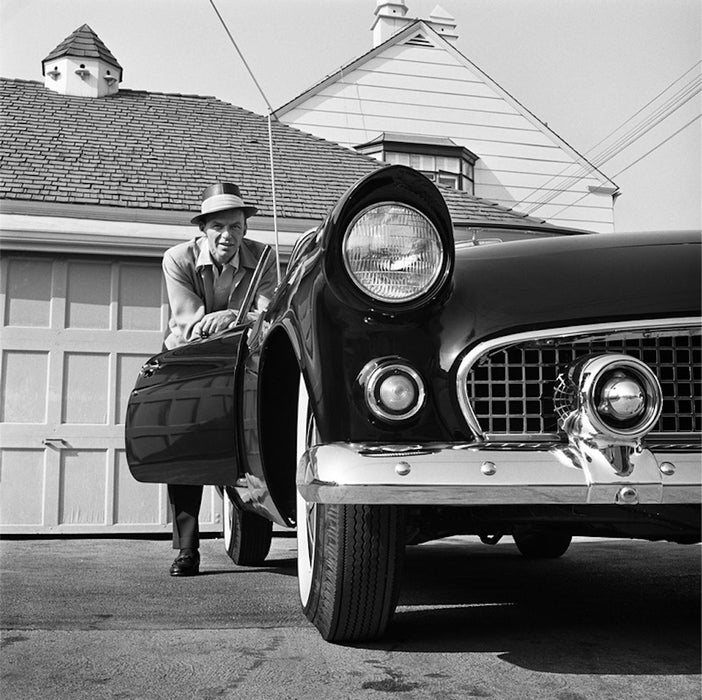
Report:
125,327,249,486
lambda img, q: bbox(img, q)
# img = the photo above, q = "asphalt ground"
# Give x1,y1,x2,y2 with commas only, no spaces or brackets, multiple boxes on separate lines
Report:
1,534,700,699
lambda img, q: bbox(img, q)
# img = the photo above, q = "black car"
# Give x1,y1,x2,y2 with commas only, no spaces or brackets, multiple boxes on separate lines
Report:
126,165,701,642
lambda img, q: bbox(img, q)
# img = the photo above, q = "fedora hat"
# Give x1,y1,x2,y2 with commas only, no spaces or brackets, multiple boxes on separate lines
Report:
191,182,258,225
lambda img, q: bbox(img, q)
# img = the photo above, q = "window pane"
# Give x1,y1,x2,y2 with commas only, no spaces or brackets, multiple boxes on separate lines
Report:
410,154,435,170
437,156,459,173
438,173,459,188
386,152,409,165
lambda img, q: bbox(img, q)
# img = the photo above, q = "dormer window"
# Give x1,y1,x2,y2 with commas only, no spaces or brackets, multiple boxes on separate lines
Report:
355,133,477,193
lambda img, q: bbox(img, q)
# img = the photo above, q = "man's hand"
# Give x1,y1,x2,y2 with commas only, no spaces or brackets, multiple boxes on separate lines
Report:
193,309,237,338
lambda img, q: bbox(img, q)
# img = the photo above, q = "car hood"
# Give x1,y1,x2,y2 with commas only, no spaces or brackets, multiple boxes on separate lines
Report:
438,230,701,366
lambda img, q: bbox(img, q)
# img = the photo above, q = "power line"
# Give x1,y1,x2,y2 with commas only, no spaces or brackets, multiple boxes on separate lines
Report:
521,62,701,213
523,75,701,216
610,114,700,179
545,114,700,222
523,74,700,214
514,61,702,216
519,61,702,207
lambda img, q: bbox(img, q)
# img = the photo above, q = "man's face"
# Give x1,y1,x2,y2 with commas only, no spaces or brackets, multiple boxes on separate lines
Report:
203,209,247,266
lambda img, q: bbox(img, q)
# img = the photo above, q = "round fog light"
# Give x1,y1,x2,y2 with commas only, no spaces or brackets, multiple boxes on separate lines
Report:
378,374,417,412
360,360,426,422
572,354,663,441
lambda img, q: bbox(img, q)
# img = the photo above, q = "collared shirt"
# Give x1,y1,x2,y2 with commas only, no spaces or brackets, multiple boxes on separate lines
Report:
162,236,277,350
194,239,246,311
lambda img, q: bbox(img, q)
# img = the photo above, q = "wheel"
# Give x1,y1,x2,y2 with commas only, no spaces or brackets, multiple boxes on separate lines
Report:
296,378,404,642
221,486,272,566
513,530,572,559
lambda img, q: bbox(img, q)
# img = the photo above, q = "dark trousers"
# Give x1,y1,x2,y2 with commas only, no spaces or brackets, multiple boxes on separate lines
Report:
168,484,203,550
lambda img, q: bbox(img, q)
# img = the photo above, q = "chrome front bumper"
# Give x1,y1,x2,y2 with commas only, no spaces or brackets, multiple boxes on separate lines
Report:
296,442,701,505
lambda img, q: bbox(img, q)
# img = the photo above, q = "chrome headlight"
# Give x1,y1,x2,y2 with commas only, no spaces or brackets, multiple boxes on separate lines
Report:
342,203,444,303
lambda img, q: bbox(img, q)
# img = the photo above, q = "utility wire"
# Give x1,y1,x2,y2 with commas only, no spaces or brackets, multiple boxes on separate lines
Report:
521,62,701,212
523,74,701,214
545,114,700,222
514,61,702,216
584,61,701,161
610,114,700,179
523,76,701,215
588,76,700,167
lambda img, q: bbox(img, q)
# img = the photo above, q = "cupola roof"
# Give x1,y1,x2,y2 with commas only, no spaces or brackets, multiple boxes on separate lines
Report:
42,24,122,77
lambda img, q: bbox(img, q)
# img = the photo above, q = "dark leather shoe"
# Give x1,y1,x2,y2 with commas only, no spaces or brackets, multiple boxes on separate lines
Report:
169,550,200,576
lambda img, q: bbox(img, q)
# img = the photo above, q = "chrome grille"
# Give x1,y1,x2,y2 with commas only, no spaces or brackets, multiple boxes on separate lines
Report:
463,326,701,438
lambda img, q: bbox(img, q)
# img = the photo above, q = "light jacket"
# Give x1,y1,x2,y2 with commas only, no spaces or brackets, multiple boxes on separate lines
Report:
162,236,277,349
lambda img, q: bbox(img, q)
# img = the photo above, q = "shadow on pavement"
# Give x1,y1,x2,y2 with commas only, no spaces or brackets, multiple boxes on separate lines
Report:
370,538,701,675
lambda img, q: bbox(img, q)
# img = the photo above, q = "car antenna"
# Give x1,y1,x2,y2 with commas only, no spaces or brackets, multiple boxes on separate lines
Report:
208,0,282,285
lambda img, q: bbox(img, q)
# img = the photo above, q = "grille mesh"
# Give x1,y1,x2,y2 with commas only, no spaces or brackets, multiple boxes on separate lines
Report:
464,330,701,436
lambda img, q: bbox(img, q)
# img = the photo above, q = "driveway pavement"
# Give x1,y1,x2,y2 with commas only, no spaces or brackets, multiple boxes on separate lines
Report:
1,534,700,699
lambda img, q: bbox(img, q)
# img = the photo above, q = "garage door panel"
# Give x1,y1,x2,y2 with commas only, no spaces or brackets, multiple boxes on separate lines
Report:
1,350,49,423
0,449,45,525
114,449,162,524
62,352,109,424
59,449,108,524
3,257,53,327
66,261,112,329
118,263,164,331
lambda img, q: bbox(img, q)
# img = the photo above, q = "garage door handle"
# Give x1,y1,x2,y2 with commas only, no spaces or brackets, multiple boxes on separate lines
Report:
43,438,67,448
139,360,161,378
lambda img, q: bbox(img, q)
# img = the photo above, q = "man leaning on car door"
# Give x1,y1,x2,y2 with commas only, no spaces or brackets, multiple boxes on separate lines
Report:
160,182,276,576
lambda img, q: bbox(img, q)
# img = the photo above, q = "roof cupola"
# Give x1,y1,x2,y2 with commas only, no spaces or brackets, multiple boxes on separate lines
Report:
371,1,411,46
426,5,458,43
42,24,122,98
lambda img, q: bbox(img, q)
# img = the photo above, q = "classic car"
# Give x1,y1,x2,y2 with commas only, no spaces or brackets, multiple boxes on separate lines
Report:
126,165,701,643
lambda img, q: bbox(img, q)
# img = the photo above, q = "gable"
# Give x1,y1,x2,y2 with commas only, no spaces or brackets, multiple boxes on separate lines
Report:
277,21,617,232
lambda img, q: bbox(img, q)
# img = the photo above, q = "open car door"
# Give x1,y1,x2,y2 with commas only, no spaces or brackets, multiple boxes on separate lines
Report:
125,328,249,485
125,245,273,486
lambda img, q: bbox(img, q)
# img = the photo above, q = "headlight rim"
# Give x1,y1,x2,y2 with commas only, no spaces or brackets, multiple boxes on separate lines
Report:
341,201,447,305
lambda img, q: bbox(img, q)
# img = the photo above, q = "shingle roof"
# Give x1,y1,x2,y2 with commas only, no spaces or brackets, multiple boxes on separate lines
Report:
42,24,122,75
0,78,549,226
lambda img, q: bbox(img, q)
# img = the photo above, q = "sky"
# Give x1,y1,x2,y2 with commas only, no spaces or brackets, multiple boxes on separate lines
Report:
1,0,700,233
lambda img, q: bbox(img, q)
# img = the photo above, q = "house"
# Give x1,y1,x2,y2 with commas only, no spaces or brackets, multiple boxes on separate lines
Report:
0,24,548,535
276,0,619,233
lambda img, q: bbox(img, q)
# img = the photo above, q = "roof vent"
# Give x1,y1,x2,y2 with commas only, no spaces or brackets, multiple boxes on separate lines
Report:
403,33,434,47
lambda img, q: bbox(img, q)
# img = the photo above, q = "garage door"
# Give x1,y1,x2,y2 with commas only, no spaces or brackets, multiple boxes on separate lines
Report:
0,252,223,535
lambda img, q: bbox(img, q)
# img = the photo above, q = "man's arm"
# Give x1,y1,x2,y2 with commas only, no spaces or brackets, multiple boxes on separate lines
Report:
162,251,207,344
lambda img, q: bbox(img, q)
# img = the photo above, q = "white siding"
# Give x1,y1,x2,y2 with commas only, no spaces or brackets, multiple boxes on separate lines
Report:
281,37,615,232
